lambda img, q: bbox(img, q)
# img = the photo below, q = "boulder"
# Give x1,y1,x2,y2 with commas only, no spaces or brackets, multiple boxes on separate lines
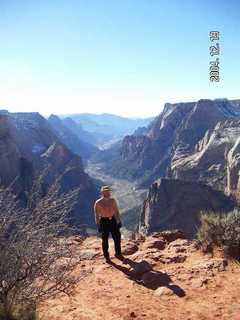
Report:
191,258,228,275
141,237,166,250
154,230,186,243
166,254,187,264
121,241,139,255
154,286,175,297
167,239,190,248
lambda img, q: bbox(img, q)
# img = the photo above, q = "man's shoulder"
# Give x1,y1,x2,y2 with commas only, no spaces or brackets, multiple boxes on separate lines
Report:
95,197,116,204
95,198,103,205
95,197,108,205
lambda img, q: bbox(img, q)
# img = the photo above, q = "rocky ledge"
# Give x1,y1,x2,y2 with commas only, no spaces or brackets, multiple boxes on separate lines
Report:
38,230,240,320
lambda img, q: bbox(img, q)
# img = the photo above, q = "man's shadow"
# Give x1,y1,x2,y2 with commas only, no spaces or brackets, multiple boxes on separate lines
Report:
109,258,185,297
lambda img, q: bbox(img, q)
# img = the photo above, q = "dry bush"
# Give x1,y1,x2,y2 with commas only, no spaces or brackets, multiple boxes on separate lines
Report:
197,209,240,258
0,188,86,320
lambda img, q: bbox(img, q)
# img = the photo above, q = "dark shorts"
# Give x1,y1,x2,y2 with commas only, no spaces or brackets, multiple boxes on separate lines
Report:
100,216,118,230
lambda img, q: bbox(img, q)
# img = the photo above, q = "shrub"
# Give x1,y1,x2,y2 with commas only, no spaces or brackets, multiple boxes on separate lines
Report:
197,209,240,257
0,188,86,320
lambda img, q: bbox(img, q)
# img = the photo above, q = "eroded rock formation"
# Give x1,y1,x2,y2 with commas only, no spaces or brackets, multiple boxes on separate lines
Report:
139,178,234,237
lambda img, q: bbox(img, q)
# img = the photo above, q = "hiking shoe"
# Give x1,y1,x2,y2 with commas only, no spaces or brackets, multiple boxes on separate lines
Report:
105,257,111,263
114,253,125,261
104,254,111,263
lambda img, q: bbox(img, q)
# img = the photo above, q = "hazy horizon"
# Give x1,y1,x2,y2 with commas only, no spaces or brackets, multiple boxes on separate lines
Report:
1,96,239,119
0,108,156,119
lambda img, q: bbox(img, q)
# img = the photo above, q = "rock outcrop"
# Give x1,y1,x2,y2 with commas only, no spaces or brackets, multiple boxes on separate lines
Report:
139,178,234,237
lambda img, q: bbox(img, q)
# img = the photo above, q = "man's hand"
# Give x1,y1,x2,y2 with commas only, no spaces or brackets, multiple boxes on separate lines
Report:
97,223,102,233
117,221,122,229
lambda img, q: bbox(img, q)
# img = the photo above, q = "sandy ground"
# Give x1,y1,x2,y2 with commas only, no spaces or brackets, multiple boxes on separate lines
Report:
38,236,240,320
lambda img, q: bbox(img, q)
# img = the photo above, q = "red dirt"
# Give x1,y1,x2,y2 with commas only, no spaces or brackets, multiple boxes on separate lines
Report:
38,235,240,320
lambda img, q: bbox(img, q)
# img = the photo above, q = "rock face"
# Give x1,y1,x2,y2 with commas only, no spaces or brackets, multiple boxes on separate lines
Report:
102,99,240,190
0,111,98,229
170,119,240,198
139,178,234,237
48,114,98,160
121,99,236,183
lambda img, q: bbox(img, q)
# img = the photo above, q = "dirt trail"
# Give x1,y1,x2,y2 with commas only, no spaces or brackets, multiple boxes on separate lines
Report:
39,236,240,320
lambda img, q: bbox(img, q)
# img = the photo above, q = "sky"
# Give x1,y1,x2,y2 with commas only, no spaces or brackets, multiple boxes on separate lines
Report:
0,0,239,117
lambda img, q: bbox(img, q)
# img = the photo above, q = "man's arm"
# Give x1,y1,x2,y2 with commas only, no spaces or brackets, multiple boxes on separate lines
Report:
113,199,121,224
94,201,100,225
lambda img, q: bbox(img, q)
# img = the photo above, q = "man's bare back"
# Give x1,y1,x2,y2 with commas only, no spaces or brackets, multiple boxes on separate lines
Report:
94,196,121,226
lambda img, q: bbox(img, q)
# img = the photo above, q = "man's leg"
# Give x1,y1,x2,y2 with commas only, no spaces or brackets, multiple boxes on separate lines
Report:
111,219,122,256
101,220,110,258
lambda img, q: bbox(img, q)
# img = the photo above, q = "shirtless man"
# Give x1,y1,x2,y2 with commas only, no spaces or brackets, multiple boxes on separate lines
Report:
94,186,124,263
